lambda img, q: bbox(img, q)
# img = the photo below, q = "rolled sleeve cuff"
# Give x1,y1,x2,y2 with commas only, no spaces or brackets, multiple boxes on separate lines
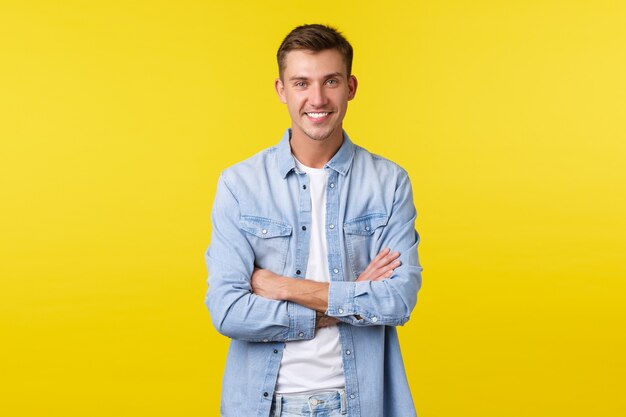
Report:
287,301,316,340
327,281,357,318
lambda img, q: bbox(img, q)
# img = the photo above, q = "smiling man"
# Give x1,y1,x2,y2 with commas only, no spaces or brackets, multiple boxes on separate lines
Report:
205,24,423,417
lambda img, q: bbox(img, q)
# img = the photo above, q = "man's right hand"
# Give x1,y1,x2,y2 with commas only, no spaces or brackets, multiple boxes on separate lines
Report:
356,248,401,282
316,248,401,328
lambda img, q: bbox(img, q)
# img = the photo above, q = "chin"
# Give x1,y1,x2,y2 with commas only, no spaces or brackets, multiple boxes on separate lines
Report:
304,127,340,142
307,133,332,141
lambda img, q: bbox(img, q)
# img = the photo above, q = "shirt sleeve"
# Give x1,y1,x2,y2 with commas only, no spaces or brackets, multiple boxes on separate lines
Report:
204,173,316,342
326,171,423,326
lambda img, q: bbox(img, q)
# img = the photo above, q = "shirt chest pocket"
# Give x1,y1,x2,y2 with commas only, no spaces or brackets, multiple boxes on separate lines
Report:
343,213,389,279
239,215,292,275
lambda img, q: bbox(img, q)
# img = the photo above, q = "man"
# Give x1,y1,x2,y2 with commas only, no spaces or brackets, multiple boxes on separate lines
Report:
205,24,423,417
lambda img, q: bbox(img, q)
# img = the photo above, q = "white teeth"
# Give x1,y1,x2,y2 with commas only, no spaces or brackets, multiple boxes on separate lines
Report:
307,112,329,119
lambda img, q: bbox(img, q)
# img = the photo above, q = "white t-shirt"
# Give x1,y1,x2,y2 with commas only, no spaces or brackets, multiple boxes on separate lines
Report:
274,158,345,394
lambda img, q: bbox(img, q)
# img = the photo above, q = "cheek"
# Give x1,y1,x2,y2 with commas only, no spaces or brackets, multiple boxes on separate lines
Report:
331,91,349,105
288,102,300,113
288,97,305,111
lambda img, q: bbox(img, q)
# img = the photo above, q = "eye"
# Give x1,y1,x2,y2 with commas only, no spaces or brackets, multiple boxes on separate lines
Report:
294,81,307,88
326,79,338,86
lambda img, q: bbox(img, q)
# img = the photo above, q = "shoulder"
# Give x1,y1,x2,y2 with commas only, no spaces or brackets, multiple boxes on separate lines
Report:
220,144,279,187
352,143,409,182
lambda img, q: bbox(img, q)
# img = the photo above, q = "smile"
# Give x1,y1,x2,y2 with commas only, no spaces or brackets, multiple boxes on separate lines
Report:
306,112,329,118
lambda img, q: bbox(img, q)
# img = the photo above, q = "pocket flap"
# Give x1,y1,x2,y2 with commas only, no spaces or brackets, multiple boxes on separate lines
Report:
239,216,292,238
343,213,388,236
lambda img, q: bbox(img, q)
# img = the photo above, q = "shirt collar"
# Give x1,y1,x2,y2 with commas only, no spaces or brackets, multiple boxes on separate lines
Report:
277,128,356,179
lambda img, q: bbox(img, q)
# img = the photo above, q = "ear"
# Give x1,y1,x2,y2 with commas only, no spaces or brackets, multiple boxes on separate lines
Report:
275,78,287,104
347,75,358,101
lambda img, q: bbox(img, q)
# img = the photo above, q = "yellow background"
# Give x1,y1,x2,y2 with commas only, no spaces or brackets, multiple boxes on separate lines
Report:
1,1,625,415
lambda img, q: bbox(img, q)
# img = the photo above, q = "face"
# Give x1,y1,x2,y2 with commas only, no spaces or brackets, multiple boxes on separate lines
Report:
275,49,357,143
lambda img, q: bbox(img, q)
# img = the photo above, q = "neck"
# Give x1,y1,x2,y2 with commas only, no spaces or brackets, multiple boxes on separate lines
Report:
289,129,344,169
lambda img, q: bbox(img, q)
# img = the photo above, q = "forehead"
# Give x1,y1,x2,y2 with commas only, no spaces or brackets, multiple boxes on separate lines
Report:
283,49,348,78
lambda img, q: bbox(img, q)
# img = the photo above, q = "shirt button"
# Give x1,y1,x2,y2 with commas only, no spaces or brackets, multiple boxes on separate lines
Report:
262,229,267,234
298,332,304,337
346,349,351,355
303,184,307,189
371,316,378,322
310,399,319,406
338,308,344,314
296,270,301,275
333,268,339,274
350,394,356,399
273,349,278,354
330,183,335,188
329,224,335,229
263,392,269,397
262,338,268,342
365,226,370,231
302,225,307,231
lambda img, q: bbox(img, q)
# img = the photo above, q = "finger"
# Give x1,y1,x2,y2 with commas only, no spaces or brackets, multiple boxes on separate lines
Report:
372,250,400,270
359,255,382,281
372,269,394,281
357,269,374,281
363,248,390,273
373,259,401,280
369,248,391,267
358,249,394,282
357,254,394,281
371,256,400,278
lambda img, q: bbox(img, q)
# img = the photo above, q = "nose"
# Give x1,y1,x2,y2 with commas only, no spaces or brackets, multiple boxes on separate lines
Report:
309,83,328,108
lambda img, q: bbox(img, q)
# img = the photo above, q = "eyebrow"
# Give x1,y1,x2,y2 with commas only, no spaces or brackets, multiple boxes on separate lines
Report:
288,72,344,82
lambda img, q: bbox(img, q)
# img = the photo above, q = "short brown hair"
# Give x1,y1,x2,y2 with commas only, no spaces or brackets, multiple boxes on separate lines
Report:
277,24,354,79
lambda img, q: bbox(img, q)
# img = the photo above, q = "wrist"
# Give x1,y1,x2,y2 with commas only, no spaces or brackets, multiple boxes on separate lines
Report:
277,276,293,301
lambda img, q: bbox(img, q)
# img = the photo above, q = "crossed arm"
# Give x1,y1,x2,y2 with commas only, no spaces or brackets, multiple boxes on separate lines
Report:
206,171,421,341
251,248,401,328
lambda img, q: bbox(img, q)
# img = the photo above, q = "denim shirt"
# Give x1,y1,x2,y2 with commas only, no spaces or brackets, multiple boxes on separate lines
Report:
205,129,423,417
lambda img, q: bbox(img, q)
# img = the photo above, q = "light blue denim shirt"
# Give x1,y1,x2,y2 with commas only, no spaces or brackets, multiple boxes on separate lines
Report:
205,129,423,417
